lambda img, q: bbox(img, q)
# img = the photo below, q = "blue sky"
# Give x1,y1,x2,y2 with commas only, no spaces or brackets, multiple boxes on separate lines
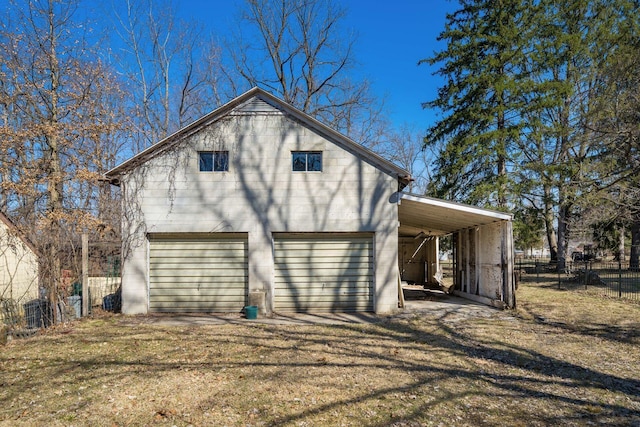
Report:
177,0,457,131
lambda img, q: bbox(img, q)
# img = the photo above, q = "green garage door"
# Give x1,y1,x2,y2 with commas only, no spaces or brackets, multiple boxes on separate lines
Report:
274,233,374,312
148,233,248,312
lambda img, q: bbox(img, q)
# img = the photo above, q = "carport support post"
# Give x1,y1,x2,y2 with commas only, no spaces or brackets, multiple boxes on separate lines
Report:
82,230,89,317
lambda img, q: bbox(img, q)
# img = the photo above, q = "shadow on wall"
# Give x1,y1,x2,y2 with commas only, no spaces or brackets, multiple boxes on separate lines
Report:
122,112,398,313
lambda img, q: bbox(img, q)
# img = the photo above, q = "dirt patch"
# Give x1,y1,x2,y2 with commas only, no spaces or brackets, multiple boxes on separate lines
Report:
1,278,638,426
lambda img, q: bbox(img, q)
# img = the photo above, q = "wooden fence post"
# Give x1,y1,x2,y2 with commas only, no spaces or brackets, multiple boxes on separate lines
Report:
82,231,89,317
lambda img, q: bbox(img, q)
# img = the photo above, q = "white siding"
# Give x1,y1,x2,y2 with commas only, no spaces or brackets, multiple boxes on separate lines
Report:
0,221,39,318
119,101,399,314
456,221,514,306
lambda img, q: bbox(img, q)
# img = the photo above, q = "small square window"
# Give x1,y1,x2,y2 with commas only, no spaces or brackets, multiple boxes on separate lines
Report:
292,151,322,172
292,152,307,171
213,151,229,171
199,152,213,171
199,151,228,172
307,152,322,171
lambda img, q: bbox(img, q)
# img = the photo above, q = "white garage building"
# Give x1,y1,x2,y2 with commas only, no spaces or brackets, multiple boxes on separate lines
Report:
106,88,515,315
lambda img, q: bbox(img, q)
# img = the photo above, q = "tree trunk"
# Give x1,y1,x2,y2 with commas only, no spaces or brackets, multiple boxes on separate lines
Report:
555,53,574,272
618,224,626,262
47,135,62,324
46,0,62,323
496,85,507,210
630,220,640,270
543,185,558,261
557,203,569,271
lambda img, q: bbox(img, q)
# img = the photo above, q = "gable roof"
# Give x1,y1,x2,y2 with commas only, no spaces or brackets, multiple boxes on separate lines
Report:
105,87,411,186
0,211,40,256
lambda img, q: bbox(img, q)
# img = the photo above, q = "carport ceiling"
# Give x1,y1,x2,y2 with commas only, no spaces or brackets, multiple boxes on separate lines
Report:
398,193,512,237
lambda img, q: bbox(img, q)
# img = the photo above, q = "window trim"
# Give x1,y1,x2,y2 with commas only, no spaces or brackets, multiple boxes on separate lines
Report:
198,151,229,172
292,151,322,172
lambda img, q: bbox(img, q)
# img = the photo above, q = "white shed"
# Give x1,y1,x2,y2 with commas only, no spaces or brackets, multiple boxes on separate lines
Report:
396,194,515,309
0,212,40,318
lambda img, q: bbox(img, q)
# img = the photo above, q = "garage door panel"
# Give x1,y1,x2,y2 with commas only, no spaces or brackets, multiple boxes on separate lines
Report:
274,249,372,258
275,267,372,277
150,239,245,247
150,293,246,302
274,280,372,289
275,260,372,268
277,295,371,302
274,233,373,312
154,270,249,277
150,241,246,248
274,238,371,246
149,283,248,293
153,267,246,283
150,277,248,286
275,298,371,311
275,242,371,250
150,302,241,312
276,268,371,280
150,250,247,260
280,289,371,297
149,234,248,312
274,246,372,256
150,253,246,261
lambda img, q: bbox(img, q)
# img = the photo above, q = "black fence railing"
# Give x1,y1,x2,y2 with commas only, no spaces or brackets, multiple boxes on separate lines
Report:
582,262,640,300
516,259,640,301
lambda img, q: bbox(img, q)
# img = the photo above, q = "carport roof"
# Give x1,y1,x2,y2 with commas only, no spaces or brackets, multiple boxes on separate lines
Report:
397,193,512,237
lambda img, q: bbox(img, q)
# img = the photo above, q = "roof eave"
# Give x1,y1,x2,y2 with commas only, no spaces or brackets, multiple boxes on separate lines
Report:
104,87,412,184
0,211,41,257
251,90,411,183
105,87,265,180
400,193,513,221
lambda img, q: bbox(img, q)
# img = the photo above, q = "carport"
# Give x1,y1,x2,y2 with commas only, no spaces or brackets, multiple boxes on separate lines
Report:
395,193,516,309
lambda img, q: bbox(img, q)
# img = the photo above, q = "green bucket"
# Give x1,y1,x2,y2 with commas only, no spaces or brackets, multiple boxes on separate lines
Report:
244,305,258,320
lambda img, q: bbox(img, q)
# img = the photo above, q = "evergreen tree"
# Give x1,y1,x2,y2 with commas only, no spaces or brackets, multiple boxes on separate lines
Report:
586,15,640,267
421,0,534,209
525,0,638,268
517,0,602,267
425,0,639,270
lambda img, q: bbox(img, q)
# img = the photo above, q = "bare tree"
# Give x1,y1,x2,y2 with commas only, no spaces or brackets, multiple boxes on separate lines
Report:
378,124,431,193
225,0,387,147
0,0,125,318
113,0,224,151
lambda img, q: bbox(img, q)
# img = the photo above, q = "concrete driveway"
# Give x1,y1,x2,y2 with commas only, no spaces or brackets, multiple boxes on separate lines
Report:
400,289,512,323
120,291,509,326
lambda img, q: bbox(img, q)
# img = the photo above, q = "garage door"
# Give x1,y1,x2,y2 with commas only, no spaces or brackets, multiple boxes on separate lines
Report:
148,233,248,312
274,233,374,312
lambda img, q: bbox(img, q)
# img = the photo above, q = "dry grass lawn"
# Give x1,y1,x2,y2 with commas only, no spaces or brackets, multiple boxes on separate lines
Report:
1,275,639,426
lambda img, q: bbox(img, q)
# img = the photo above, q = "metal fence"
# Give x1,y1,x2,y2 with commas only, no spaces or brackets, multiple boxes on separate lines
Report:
580,262,640,300
517,259,640,302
